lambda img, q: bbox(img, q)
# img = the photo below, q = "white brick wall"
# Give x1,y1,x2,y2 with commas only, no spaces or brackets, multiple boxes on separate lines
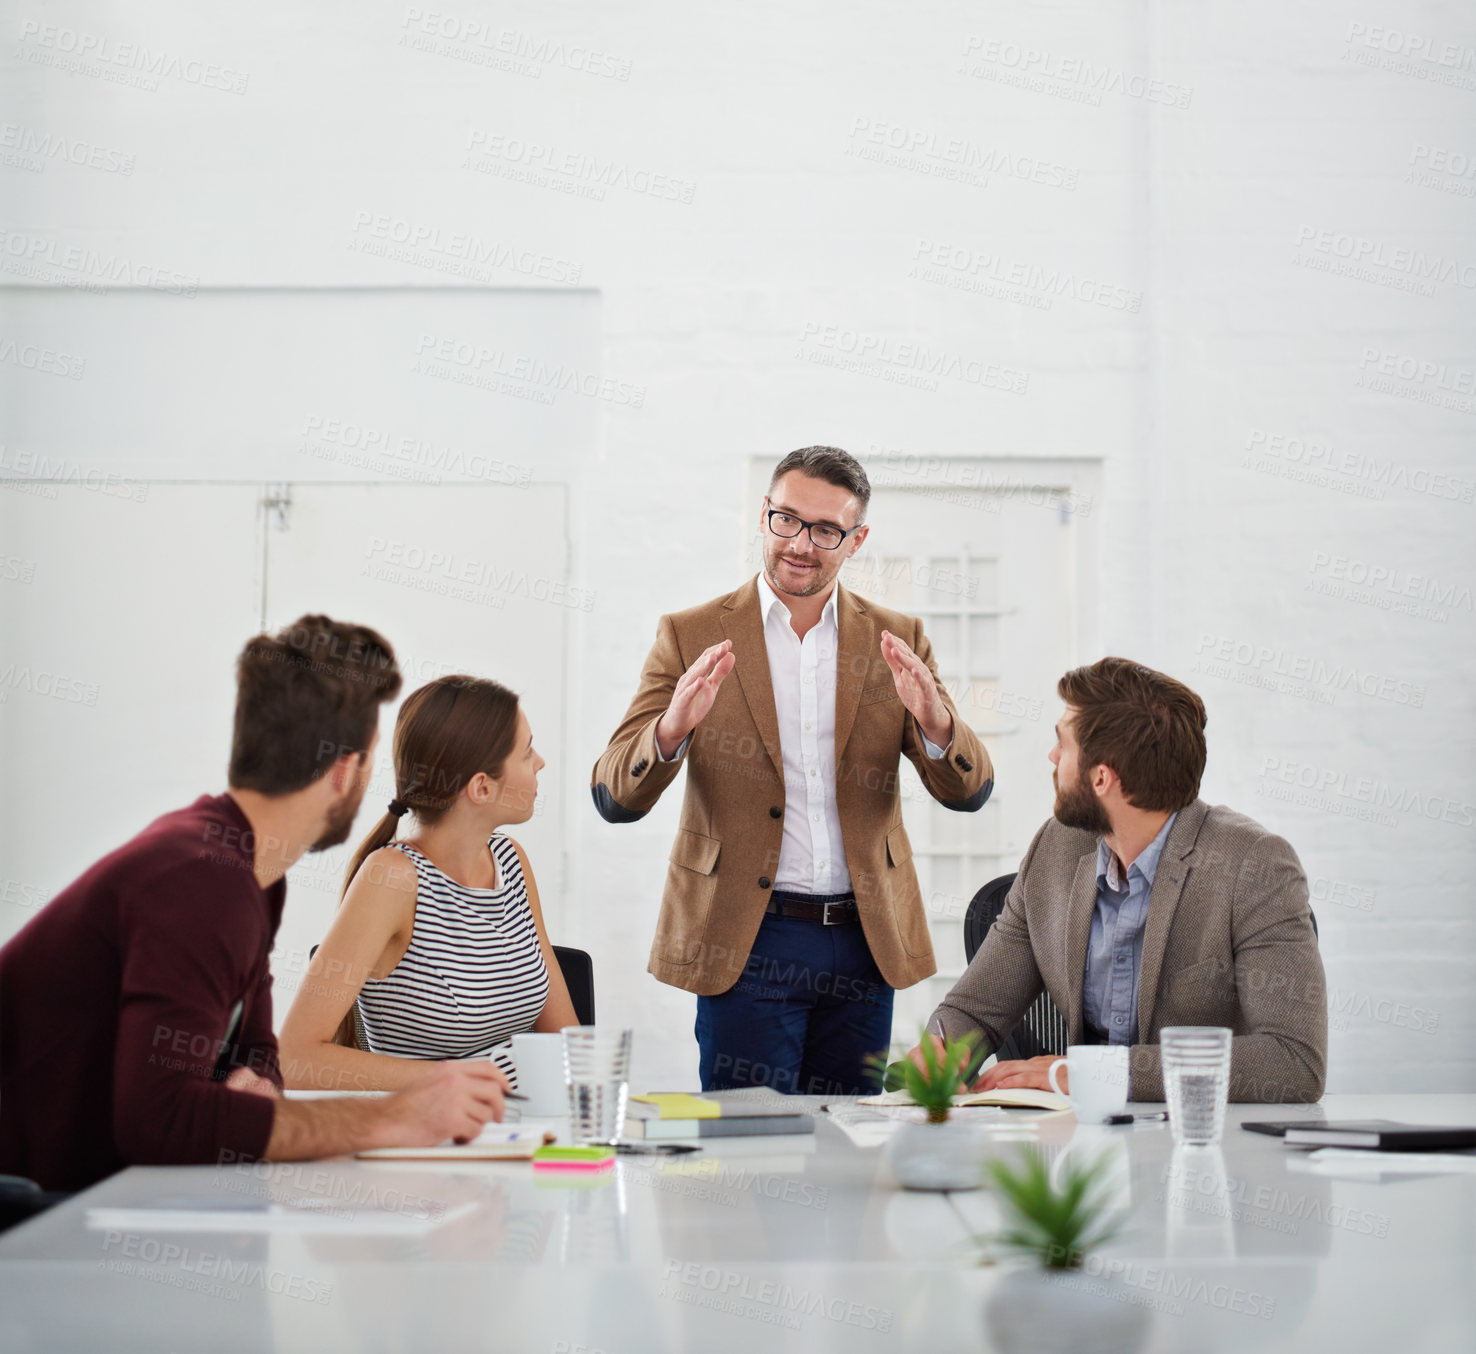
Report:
2,1,1470,1091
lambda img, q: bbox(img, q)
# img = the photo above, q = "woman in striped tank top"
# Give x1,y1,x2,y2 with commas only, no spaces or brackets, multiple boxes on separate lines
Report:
280,676,578,1091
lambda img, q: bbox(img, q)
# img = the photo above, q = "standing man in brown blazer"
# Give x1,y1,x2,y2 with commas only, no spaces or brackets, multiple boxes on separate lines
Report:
915,658,1327,1103
592,447,994,1094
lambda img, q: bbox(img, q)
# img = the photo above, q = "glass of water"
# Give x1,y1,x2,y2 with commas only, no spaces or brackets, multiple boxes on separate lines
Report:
1161,1026,1232,1147
562,1026,633,1145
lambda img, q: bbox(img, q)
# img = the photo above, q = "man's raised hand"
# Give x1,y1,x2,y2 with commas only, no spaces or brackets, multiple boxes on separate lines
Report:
880,630,952,749
655,640,736,759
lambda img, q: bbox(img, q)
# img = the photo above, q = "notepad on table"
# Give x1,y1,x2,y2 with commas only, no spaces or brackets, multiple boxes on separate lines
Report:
355,1125,553,1161
532,1145,616,1173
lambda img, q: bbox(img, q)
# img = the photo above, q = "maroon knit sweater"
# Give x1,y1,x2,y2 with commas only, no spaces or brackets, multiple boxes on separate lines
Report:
0,794,285,1191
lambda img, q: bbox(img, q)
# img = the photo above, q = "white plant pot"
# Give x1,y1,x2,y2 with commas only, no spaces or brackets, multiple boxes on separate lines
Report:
885,1117,985,1191
984,1267,1151,1354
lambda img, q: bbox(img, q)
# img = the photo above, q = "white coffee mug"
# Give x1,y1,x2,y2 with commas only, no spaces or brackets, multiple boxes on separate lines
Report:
511,1032,567,1116
1047,1045,1130,1124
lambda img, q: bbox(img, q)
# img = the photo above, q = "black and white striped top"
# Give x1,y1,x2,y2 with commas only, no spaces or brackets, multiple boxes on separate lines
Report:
356,835,550,1085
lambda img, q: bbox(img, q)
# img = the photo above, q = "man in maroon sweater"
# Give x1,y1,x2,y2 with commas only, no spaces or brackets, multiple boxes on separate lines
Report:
0,615,508,1193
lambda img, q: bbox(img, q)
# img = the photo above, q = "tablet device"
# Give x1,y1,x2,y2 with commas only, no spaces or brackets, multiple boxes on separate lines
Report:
1285,1122,1476,1151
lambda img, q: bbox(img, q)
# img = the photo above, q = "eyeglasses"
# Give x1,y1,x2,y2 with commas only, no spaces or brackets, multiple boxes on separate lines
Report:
764,499,862,551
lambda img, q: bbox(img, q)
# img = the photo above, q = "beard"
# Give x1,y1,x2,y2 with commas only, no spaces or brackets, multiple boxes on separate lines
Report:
1053,765,1111,834
763,544,842,599
309,783,367,853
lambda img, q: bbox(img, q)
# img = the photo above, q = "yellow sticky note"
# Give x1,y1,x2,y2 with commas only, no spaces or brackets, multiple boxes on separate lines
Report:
630,1093,721,1119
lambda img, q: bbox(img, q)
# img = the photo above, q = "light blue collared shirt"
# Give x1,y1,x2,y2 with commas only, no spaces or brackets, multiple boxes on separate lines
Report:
1081,812,1178,1047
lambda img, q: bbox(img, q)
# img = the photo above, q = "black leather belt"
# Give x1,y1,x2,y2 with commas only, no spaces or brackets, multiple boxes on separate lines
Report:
766,890,859,925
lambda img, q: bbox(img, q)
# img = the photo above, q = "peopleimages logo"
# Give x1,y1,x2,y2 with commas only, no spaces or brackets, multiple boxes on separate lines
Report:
348,211,583,284
1258,756,1475,830
959,36,1193,108
1408,143,1476,199
795,321,1029,395
298,415,532,487
0,123,135,175
659,1261,893,1332
910,240,1142,312
411,334,645,408
363,536,596,612
398,7,632,81
1344,21,1475,69
0,339,85,380
16,20,250,94
464,131,696,204
1194,633,1426,707
0,229,198,295
1295,225,1476,290
1244,428,1474,504
1306,550,1472,621
846,118,1079,191
1355,348,1476,415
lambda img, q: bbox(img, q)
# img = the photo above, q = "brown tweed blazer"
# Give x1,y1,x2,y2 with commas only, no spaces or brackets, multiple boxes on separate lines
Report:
930,800,1327,1102
591,577,994,995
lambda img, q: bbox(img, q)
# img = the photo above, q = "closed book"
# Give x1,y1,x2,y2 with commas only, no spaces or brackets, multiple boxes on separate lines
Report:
1283,1122,1476,1151
624,1114,815,1140
627,1091,802,1121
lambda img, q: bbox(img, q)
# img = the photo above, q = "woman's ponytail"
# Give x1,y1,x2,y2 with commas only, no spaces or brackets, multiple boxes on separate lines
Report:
340,802,407,900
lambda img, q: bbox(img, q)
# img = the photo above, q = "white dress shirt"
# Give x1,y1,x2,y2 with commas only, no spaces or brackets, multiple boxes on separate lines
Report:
759,575,950,895
757,573,850,894
659,574,950,895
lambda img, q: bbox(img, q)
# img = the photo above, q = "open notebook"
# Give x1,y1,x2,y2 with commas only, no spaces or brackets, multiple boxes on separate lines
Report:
858,1087,1071,1112
355,1126,554,1161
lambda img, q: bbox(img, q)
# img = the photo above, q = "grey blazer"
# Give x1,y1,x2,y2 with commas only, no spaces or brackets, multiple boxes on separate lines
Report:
929,799,1327,1102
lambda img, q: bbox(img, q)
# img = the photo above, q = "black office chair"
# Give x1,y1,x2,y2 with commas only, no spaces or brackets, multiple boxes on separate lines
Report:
552,946,596,1026
962,872,1069,1061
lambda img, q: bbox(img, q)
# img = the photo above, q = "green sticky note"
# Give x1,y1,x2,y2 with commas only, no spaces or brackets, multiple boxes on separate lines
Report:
533,1145,615,1162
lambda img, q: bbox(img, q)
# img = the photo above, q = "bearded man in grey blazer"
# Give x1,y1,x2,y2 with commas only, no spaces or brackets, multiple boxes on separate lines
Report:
915,657,1326,1103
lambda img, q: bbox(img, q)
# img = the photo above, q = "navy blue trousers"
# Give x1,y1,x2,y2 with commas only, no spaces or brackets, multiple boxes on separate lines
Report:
695,911,894,1096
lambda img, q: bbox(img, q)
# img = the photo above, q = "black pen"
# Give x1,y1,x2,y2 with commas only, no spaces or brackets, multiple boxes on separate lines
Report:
1105,1112,1168,1125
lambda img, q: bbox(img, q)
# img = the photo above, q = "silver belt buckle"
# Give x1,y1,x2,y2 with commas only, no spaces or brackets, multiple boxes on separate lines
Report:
822,900,843,925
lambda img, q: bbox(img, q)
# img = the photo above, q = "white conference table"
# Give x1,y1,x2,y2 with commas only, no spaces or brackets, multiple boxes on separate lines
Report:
0,1094,1472,1353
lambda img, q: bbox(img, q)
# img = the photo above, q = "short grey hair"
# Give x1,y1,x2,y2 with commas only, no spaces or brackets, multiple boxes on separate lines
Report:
768,446,871,523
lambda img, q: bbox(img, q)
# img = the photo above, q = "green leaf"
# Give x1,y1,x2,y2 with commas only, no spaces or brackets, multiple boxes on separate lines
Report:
983,1148,1127,1270
891,1026,984,1115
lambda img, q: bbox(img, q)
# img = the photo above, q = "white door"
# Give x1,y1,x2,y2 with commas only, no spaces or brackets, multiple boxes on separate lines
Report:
261,482,573,1016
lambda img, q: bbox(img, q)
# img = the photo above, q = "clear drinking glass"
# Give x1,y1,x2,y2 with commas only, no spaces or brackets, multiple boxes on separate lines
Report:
562,1026,633,1144
1161,1026,1233,1147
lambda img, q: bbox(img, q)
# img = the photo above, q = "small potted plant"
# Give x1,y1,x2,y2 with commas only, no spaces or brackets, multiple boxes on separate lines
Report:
981,1148,1147,1354
881,1030,987,1191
